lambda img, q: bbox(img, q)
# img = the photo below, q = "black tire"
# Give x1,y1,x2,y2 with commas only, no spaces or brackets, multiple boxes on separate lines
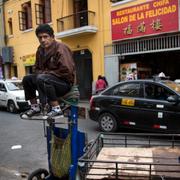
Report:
28,168,49,180
98,113,118,132
7,100,17,113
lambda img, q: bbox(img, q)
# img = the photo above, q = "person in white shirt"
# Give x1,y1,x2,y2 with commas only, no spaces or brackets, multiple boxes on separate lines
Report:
126,68,137,80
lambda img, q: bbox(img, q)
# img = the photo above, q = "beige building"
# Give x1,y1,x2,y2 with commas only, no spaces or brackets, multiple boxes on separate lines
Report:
3,0,114,99
3,0,180,98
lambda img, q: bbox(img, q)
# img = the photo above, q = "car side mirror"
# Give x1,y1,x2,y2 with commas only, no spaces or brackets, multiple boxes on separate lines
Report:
167,95,179,104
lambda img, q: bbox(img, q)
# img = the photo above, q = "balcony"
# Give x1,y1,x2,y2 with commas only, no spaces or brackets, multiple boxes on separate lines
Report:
56,10,98,39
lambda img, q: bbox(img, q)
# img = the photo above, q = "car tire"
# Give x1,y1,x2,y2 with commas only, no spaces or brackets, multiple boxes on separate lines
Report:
28,168,49,180
7,100,18,113
98,113,118,132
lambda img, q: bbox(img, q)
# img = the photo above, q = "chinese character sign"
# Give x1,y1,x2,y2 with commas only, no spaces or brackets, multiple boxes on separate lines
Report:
111,0,179,41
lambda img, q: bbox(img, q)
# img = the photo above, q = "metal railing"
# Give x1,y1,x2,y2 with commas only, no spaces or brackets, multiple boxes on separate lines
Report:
79,133,180,179
57,10,95,32
105,33,180,56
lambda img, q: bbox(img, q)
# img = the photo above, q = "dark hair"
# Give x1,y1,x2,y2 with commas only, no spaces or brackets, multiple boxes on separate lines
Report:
35,24,54,37
102,76,108,86
132,68,137,73
98,75,102,80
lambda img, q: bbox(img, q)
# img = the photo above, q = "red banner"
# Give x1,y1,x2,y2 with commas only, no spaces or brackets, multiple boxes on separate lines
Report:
111,0,179,41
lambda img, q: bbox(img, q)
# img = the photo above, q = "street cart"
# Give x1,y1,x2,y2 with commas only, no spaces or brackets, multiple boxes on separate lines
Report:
22,86,86,180
79,133,180,180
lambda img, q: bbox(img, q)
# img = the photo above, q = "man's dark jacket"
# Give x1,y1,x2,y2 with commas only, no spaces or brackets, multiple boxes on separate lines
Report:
35,40,75,85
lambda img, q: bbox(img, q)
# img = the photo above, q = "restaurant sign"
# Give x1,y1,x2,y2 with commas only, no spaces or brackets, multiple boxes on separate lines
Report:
111,0,179,41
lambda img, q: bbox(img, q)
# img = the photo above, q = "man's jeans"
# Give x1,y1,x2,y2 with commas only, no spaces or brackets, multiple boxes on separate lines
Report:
22,74,71,106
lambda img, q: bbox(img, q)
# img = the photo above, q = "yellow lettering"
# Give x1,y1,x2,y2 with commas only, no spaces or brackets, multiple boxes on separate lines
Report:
172,5,177,13
116,3,150,17
145,4,176,18
112,16,128,25
153,0,169,8
137,12,144,20
129,14,136,22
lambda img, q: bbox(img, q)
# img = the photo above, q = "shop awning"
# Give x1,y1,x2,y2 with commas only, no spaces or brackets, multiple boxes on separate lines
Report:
22,54,35,66
105,32,180,57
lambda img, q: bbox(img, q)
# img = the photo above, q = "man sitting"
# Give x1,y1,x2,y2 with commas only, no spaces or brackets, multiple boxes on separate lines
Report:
22,24,76,118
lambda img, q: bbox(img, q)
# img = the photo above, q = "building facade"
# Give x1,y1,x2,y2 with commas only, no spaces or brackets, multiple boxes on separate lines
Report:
3,0,114,99
3,0,180,99
105,0,180,84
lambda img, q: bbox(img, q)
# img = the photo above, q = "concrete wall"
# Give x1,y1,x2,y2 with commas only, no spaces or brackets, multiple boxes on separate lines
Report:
104,56,119,87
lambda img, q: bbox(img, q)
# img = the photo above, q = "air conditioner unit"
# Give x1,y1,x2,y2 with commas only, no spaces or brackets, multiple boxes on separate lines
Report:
2,46,14,63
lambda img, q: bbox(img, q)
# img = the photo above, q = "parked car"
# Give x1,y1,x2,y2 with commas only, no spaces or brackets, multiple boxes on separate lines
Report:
89,79,180,133
0,79,29,113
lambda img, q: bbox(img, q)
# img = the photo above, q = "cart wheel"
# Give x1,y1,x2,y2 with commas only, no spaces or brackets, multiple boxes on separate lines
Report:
28,168,49,180
98,113,118,132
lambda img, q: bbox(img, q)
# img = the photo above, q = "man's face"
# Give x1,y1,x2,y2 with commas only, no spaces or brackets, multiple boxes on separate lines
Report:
37,33,54,49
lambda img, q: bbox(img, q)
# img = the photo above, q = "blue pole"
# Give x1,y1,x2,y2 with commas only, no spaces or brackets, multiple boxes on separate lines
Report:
69,105,78,180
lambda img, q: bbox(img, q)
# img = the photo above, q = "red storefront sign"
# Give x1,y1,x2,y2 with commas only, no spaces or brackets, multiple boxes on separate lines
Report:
111,0,179,41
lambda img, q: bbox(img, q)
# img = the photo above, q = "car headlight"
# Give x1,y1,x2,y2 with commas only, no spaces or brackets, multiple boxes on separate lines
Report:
16,97,25,100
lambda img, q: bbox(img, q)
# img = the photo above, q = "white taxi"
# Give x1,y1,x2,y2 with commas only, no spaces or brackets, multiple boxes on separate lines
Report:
0,79,29,113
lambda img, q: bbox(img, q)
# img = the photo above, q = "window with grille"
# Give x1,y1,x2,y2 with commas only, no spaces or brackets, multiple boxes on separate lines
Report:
35,0,51,25
18,1,32,31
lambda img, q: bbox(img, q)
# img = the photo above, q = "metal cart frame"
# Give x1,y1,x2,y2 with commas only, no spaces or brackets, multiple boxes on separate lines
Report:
28,105,86,180
79,133,180,180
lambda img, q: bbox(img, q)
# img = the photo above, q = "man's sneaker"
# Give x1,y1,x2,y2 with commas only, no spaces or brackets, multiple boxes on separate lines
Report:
22,108,41,118
46,110,64,119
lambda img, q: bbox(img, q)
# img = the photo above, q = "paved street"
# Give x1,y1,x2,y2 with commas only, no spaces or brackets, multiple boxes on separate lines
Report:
0,108,178,180
0,109,99,180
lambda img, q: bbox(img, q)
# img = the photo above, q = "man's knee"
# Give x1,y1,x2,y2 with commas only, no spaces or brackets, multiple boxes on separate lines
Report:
36,74,50,86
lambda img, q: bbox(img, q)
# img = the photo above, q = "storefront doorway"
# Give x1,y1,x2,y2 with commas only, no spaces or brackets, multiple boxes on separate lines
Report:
73,49,92,100
25,66,33,75
120,50,180,81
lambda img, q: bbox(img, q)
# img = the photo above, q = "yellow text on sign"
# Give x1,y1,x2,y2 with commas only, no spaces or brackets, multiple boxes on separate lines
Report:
121,99,135,106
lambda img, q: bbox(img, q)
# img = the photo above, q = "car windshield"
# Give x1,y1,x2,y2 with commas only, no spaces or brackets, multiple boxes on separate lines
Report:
6,81,24,91
163,81,180,94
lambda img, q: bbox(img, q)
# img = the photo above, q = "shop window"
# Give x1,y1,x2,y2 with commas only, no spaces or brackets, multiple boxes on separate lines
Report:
109,82,142,97
25,66,33,75
35,0,51,25
18,1,32,31
13,66,17,77
8,18,13,35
